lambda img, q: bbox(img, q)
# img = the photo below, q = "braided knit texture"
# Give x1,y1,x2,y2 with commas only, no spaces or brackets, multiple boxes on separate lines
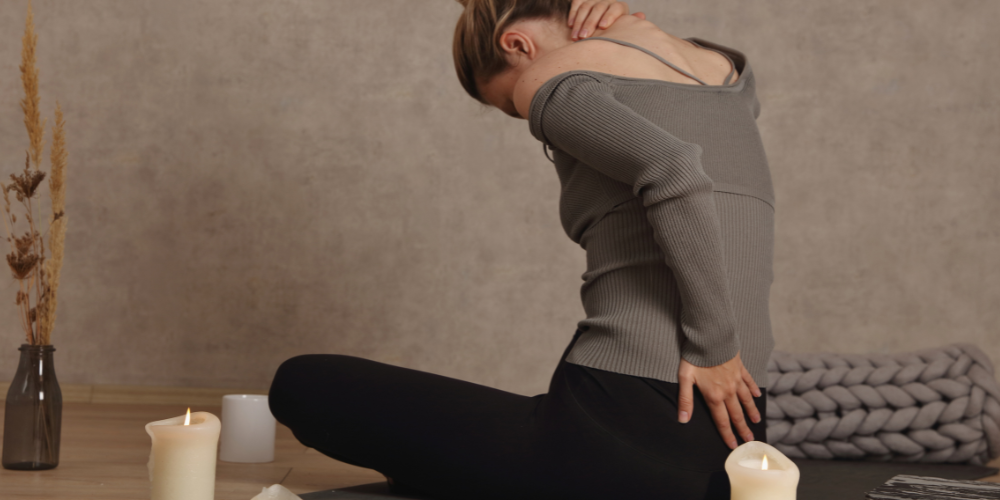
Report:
765,343,1000,465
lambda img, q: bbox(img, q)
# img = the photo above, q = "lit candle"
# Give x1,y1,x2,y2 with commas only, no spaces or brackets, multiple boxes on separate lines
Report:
145,408,222,500
724,441,799,500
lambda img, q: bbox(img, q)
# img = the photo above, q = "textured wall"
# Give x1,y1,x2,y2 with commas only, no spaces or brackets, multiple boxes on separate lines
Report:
0,0,996,397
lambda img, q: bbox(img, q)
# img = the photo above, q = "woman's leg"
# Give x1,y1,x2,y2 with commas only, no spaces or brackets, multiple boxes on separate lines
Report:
267,345,562,500
267,330,767,500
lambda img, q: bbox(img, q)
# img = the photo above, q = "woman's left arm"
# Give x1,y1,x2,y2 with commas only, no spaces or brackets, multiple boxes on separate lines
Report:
568,0,646,40
526,72,761,449
527,73,741,368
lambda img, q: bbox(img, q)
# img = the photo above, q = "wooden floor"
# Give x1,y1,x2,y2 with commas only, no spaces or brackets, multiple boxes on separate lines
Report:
2,401,999,499
0,402,385,499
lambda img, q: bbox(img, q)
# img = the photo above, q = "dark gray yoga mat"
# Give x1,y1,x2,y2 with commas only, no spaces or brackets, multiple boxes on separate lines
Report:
793,458,998,500
299,459,999,500
865,474,1000,499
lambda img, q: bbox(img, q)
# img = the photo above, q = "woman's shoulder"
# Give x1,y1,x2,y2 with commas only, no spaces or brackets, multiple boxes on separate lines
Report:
513,18,657,117
514,19,729,117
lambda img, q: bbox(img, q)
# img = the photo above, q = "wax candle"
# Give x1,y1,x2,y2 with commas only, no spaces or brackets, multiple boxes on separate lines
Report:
724,441,799,500
219,394,275,463
145,409,221,500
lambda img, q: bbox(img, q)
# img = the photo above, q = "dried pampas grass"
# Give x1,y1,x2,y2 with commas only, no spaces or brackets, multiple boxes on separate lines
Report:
38,103,67,346
1,0,69,346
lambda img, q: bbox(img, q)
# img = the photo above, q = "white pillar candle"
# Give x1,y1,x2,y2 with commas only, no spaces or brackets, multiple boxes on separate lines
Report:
724,441,800,500
219,394,276,463
145,409,221,500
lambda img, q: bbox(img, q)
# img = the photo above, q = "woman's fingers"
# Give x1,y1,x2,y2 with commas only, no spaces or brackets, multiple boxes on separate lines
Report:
726,389,754,446
567,0,586,26
677,373,694,423
570,1,606,40
594,1,630,29
734,383,758,441
742,363,762,398
705,384,754,449
678,354,759,448
707,395,739,450
568,0,628,40
740,381,762,425
739,363,762,424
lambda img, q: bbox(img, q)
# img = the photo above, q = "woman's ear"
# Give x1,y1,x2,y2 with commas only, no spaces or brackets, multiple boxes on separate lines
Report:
498,30,536,59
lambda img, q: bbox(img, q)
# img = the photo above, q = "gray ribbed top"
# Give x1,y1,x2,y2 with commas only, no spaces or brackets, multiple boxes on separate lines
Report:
527,36,775,386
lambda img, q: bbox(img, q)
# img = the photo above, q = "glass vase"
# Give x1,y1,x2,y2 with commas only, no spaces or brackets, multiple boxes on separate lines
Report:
2,344,62,470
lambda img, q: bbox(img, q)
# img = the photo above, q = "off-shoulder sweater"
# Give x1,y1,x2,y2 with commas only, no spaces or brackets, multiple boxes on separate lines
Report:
527,36,775,386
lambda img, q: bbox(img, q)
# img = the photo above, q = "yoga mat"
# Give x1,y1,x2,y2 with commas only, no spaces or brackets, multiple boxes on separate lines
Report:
793,458,998,500
299,459,998,500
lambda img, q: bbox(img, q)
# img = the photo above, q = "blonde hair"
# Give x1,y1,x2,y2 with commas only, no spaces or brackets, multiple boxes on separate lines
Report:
453,0,571,104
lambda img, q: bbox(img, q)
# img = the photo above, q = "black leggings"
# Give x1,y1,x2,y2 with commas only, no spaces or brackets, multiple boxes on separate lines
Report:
268,328,767,500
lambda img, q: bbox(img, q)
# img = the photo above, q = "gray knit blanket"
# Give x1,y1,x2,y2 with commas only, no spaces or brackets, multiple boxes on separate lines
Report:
765,343,1000,465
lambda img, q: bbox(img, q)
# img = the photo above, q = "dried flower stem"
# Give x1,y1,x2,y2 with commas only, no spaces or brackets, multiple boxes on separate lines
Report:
39,102,67,345
0,188,29,344
21,1,46,341
2,0,69,346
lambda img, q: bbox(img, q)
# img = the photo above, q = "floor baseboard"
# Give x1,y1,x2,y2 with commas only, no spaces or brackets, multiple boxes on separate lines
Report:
0,382,267,406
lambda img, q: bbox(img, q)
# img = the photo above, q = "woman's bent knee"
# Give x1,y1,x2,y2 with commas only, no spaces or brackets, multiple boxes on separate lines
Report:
268,353,357,425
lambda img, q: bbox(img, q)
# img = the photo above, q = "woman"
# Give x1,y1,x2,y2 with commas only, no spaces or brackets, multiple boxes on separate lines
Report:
269,1,774,498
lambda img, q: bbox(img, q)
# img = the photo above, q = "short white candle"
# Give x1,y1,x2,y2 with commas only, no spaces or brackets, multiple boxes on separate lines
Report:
145,409,221,500
725,441,799,500
219,394,276,463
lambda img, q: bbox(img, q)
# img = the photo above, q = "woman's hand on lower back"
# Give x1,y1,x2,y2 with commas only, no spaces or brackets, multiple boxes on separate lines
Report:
568,0,646,40
677,350,762,450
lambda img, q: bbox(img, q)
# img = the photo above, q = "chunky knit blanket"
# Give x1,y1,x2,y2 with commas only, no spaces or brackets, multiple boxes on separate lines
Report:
765,343,1000,465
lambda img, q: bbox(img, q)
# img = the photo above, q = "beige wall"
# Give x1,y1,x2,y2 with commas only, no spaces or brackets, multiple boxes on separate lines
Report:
0,0,996,397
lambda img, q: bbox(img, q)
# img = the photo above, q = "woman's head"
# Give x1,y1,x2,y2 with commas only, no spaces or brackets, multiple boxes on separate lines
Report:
453,0,573,113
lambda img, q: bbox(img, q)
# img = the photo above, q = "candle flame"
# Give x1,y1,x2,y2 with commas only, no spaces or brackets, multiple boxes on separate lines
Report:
184,408,191,426
762,454,768,470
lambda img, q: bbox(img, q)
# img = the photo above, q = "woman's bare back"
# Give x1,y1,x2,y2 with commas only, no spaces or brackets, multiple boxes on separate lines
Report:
520,16,739,105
